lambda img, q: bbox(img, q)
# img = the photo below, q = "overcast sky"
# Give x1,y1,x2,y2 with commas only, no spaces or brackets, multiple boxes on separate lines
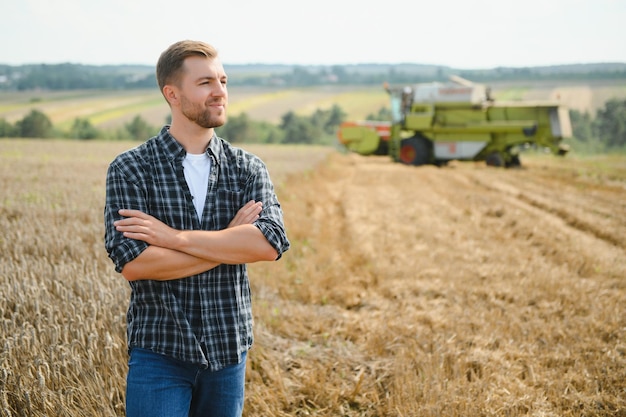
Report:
2,0,624,69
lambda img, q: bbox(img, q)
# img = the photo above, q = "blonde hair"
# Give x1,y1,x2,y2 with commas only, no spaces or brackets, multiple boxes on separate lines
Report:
156,40,218,93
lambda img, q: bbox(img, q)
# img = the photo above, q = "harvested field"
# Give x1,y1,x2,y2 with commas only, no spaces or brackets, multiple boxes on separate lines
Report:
0,139,624,416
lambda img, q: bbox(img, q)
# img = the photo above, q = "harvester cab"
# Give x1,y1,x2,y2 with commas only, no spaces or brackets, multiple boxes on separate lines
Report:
337,76,572,167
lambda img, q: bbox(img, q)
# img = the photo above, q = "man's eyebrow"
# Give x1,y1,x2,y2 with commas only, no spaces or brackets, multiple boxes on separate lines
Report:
196,74,228,82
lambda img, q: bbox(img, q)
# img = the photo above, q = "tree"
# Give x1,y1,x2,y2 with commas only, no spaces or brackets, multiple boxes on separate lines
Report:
310,105,347,135
125,115,154,141
569,110,593,142
310,109,330,134
16,109,53,138
565,109,606,154
218,113,254,143
366,107,391,121
0,118,16,137
325,104,347,133
594,98,626,149
69,118,100,140
280,111,320,144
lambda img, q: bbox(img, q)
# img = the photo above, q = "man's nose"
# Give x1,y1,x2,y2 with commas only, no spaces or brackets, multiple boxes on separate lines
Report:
213,83,227,96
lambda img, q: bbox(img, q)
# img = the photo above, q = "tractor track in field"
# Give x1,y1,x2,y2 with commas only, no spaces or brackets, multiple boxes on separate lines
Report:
464,169,626,250
516,191,625,249
216,149,626,414
305,153,626,287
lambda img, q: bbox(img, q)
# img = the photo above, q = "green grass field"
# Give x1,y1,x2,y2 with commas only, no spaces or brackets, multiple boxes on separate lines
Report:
3,80,625,134
0,85,389,130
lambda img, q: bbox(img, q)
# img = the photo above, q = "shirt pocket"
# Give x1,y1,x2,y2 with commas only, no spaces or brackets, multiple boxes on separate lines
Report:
212,188,244,229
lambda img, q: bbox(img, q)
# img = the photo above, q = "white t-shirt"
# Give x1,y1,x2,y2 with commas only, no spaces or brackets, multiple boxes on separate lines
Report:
182,152,212,221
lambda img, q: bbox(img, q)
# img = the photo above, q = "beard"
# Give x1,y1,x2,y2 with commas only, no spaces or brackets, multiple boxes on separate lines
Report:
180,95,226,129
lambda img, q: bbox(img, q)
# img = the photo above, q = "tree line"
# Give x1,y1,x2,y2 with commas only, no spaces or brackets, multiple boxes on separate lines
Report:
2,62,626,91
0,99,625,152
0,105,348,146
568,99,626,152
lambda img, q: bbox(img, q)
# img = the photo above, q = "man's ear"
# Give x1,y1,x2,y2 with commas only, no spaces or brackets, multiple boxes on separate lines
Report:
163,85,179,107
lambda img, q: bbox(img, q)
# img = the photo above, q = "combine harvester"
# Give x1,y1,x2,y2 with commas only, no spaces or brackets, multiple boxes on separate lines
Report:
337,76,572,167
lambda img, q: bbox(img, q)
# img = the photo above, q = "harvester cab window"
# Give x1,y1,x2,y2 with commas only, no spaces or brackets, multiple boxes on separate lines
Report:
401,87,413,113
390,92,404,123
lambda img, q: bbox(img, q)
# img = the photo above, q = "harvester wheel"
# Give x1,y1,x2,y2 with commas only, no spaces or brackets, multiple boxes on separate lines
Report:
399,135,432,166
506,155,522,168
485,152,504,167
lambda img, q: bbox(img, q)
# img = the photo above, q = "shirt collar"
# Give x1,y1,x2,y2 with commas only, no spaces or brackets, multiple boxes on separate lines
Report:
205,131,223,166
158,125,222,166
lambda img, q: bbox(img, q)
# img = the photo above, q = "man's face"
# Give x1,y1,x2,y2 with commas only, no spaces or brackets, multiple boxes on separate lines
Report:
177,55,228,129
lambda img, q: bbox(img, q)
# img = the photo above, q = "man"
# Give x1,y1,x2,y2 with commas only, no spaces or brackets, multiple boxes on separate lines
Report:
104,40,290,417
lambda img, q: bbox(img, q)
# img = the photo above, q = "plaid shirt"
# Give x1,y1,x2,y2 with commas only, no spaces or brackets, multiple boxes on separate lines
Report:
104,126,290,369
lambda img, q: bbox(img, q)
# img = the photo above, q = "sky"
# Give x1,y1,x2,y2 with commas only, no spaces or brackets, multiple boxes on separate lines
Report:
2,0,625,69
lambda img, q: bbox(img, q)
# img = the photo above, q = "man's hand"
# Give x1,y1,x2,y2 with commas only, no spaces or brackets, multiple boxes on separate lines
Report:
115,209,179,248
228,200,263,227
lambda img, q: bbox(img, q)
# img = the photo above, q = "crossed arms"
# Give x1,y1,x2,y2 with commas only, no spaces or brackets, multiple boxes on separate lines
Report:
114,200,278,281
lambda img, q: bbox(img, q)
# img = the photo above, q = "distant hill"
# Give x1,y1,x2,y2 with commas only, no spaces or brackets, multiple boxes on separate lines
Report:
1,62,625,91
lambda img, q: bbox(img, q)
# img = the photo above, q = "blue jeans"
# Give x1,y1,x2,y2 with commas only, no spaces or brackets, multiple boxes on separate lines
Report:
125,348,247,417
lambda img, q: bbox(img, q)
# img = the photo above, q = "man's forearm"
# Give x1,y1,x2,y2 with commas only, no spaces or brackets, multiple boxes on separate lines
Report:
173,224,278,265
121,245,219,281
113,205,278,268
